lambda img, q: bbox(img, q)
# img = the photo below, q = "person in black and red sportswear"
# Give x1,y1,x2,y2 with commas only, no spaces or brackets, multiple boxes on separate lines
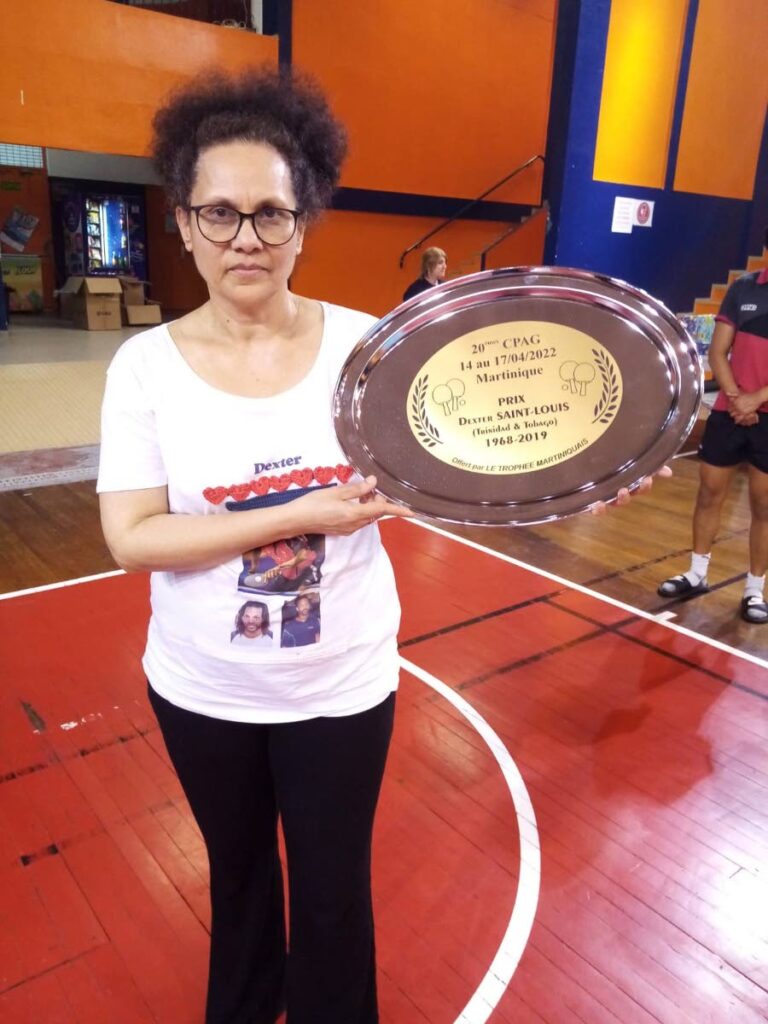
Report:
658,232,768,624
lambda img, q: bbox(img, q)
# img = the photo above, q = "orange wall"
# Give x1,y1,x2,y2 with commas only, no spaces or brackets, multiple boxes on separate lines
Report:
0,1,554,316
674,0,768,198
145,186,208,312
0,0,276,156
593,0,689,188
483,212,548,273
293,0,556,202
0,0,274,310
291,210,547,318
0,166,55,310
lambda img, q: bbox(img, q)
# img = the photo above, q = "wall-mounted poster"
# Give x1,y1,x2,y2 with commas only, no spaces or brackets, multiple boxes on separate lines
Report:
1,254,44,311
0,206,40,252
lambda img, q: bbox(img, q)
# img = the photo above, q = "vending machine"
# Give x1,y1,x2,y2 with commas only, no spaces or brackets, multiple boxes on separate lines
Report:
50,178,148,285
84,196,130,273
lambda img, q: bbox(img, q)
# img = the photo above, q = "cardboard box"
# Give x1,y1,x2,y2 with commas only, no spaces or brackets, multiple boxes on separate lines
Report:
122,300,162,326
118,275,148,306
57,276,122,330
58,290,77,321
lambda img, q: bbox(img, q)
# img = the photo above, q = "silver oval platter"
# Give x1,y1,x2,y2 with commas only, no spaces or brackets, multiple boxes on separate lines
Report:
333,266,703,525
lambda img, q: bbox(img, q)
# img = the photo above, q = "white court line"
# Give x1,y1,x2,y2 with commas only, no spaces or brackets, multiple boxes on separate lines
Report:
655,610,678,622
407,517,768,671
400,656,540,1024
0,569,125,602
1,498,758,1020
1,567,541,1020
3,529,766,673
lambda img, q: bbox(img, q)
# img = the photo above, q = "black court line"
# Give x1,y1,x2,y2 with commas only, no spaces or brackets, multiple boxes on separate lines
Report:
0,726,154,787
402,588,767,703
0,761,50,784
579,528,747,592
17,798,177,868
614,625,768,702
548,599,746,685
420,523,748,631
456,623,607,691
398,586,566,649
487,596,768,703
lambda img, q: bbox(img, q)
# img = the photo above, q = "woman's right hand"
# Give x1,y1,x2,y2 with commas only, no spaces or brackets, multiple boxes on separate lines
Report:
291,476,415,535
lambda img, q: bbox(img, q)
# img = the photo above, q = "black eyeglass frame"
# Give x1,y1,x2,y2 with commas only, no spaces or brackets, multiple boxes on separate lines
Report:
187,205,303,246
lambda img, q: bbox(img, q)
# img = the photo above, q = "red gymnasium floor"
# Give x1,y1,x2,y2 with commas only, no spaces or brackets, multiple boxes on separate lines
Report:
0,518,767,1023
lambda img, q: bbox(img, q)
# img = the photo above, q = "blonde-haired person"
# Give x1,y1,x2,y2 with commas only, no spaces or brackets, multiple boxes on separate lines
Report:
402,245,447,302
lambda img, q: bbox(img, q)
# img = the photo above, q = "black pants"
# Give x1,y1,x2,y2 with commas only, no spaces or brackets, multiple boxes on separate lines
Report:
148,685,395,1024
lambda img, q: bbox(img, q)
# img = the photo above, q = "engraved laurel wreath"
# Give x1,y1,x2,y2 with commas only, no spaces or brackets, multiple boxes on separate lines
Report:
591,349,621,424
410,375,443,447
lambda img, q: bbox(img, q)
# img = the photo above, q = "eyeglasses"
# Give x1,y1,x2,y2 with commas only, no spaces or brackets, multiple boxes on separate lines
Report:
188,205,302,246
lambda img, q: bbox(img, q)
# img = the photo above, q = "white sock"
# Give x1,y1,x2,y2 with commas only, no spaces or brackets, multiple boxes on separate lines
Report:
744,572,765,601
683,552,710,586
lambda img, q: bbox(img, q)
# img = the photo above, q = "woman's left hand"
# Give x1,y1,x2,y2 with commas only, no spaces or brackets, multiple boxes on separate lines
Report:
589,464,672,515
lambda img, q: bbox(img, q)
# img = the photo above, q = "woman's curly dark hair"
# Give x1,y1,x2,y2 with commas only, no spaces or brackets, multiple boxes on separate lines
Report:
151,67,347,217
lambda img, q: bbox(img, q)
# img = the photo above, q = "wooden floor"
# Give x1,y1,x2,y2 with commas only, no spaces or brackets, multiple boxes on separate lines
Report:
0,466,766,1022
0,453,761,655
463,455,762,660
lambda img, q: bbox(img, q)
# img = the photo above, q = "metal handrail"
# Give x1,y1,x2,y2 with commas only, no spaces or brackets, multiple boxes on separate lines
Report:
107,0,259,31
398,154,544,268
479,202,549,271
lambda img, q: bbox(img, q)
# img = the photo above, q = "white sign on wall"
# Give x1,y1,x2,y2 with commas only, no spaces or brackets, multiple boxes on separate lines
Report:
611,197,655,234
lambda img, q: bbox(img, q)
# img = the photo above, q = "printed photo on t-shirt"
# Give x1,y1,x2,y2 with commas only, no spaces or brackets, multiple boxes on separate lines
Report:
280,591,321,647
239,533,325,595
230,599,275,646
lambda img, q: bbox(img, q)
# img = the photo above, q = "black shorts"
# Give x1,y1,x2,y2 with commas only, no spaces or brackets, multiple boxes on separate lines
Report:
699,410,768,473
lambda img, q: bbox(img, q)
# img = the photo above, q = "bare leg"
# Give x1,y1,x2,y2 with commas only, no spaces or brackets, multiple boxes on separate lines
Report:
658,460,736,597
747,465,768,577
740,466,768,622
692,461,737,553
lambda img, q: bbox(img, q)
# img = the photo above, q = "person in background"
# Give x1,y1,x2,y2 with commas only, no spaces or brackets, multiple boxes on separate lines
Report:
402,245,447,302
658,229,768,624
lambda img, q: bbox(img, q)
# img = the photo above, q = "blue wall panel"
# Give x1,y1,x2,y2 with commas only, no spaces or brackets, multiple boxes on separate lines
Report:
545,0,768,314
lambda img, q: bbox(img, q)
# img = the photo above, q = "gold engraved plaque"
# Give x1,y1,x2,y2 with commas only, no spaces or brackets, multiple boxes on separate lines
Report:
407,321,622,475
333,267,702,525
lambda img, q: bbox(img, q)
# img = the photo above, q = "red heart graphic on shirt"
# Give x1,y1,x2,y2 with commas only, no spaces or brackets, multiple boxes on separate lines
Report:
291,468,314,488
274,474,291,492
315,466,334,485
336,464,353,484
203,486,228,505
267,476,280,491
229,483,251,502
252,477,270,496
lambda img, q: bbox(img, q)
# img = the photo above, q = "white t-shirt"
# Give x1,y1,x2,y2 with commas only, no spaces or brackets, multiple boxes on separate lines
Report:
97,302,401,722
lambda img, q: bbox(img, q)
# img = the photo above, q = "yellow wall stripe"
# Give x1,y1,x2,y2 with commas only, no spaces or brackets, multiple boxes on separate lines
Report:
594,0,689,188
